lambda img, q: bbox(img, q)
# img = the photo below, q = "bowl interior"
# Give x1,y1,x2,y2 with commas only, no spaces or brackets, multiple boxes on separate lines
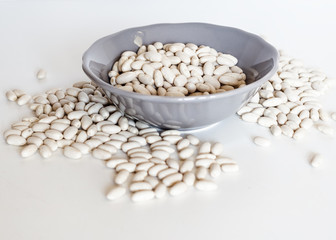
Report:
83,23,278,89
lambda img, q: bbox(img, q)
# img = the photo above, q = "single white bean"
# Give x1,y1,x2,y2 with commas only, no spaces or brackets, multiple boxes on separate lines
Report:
106,186,126,201
21,144,38,158
114,169,130,185
221,163,239,173
151,150,170,160
162,173,183,186
180,160,194,173
253,136,271,147
106,158,128,169
211,142,224,156
241,113,259,123
92,148,112,160
195,180,218,191
121,141,141,153
6,135,26,146
6,90,17,101
132,171,148,182
39,145,52,158
169,182,188,196
270,125,282,136
183,171,196,186
154,183,167,199
310,154,323,168
63,146,82,159
196,167,207,179
17,94,31,105
209,163,221,178
131,190,155,202
199,142,211,154
148,164,168,177
129,182,152,192
116,162,136,172
179,147,194,159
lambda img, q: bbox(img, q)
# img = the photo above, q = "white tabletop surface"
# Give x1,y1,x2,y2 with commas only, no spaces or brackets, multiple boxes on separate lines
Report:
1,1,336,239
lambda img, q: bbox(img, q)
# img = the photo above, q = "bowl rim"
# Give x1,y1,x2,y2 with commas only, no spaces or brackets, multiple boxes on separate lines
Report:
82,22,279,103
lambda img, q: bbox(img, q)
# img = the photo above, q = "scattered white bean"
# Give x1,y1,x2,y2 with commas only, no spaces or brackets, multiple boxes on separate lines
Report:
253,137,271,147
21,144,38,158
63,146,82,159
310,154,323,168
114,169,130,185
238,50,334,141
169,182,187,196
221,163,239,173
36,69,47,80
131,190,155,202
195,180,218,191
6,134,26,146
154,183,167,199
129,181,152,192
106,186,126,201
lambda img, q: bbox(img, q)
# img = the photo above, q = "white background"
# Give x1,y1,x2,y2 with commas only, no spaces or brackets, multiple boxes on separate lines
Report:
1,1,336,239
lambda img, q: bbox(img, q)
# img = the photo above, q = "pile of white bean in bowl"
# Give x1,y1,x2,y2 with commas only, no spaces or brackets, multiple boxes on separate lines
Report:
3,41,336,202
108,42,247,97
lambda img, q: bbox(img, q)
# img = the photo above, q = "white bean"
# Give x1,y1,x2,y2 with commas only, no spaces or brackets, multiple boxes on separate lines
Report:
63,146,82,159
241,113,259,123
253,136,271,147
186,135,200,145
92,148,111,160
106,158,128,169
121,141,141,152
39,145,52,158
151,150,170,160
106,186,126,201
196,167,207,179
132,171,148,182
6,90,17,101
131,190,155,202
154,183,167,199
195,180,218,191
179,147,194,159
17,94,31,105
114,169,130,185
21,144,38,158
270,125,282,136
180,160,194,173
116,72,137,84
211,142,224,156
6,135,26,146
183,171,196,186
148,164,168,177
221,163,239,173
161,135,182,144
169,182,188,196
116,162,136,172
209,163,221,178
129,182,152,192
310,154,323,168
43,139,58,151
162,173,183,186
199,142,211,154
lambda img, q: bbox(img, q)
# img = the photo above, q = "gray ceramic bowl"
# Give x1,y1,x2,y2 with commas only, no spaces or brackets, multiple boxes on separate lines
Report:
82,23,278,130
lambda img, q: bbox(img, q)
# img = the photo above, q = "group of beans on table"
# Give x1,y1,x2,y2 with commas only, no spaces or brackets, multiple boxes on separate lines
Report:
3,42,336,202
